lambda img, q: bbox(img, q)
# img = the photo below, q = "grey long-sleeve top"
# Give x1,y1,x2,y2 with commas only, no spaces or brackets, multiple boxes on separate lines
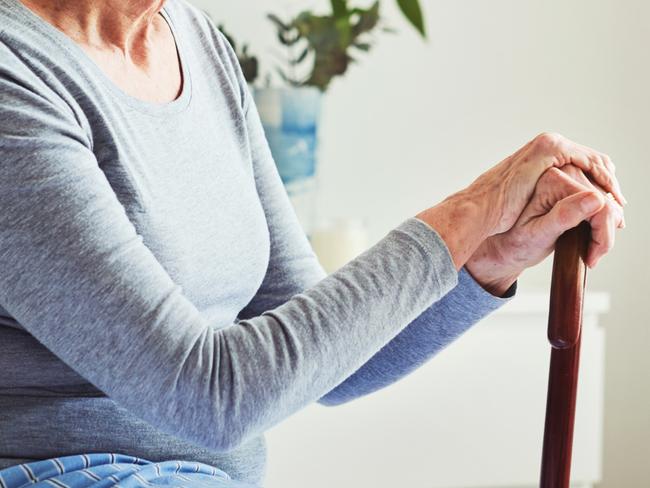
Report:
0,0,516,484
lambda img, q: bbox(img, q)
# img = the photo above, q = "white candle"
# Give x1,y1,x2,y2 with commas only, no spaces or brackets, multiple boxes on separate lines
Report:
310,219,369,274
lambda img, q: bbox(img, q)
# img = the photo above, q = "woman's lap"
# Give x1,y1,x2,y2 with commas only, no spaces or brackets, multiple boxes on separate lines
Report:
0,454,258,488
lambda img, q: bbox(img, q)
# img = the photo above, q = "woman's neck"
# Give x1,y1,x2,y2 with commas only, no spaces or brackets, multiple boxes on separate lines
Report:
19,0,166,61
18,0,183,104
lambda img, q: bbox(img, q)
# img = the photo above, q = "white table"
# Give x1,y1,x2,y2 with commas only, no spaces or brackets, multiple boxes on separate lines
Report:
264,291,609,488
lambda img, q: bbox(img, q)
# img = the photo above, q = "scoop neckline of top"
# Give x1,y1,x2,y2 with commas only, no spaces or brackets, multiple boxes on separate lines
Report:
8,0,193,117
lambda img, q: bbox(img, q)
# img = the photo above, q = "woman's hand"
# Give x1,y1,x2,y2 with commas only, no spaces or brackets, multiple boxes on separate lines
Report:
416,132,625,271
465,164,626,296
461,132,625,234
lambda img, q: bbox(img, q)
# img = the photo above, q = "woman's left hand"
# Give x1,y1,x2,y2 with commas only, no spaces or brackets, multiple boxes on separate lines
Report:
465,164,626,296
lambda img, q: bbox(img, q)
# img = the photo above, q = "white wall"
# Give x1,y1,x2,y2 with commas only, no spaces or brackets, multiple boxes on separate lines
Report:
191,1,649,485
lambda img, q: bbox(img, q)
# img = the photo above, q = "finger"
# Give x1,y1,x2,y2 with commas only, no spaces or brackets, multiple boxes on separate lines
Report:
559,164,594,187
571,143,625,204
561,176,624,260
560,166,626,228
534,167,584,209
531,133,625,205
601,153,616,175
536,190,606,241
574,141,617,173
563,146,626,207
586,202,618,268
588,153,626,205
603,192,626,229
569,180,624,257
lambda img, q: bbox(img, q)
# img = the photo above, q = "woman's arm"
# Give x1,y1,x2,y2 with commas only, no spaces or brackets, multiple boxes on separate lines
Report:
0,67,461,454
224,18,623,405
320,161,624,406
320,267,515,404
0,24,622,457
236,85,518,405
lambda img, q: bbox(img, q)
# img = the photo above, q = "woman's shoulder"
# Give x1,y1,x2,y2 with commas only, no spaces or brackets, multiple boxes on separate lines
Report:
0,2,91,124
0,35,68,118
0,39,88,143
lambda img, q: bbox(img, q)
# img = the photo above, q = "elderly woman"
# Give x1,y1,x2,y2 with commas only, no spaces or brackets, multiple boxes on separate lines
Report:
0,0,625,487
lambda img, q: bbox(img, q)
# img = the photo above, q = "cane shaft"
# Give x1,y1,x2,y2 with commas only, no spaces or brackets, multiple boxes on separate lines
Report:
540,222,590,488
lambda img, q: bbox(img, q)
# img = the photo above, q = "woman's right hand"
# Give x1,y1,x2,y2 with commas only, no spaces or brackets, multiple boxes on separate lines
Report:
462,131,625,235
416,132,626,270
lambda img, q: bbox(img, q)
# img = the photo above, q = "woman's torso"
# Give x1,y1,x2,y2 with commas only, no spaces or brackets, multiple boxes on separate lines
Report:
0,0,270,482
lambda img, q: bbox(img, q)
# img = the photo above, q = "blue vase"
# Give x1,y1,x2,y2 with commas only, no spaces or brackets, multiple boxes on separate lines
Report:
253,86,322,236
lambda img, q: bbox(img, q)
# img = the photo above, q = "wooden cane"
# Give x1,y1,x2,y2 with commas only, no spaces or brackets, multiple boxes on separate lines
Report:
540,221,591,487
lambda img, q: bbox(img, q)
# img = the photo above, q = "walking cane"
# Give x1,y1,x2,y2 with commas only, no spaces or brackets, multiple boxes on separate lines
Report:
540,221,591,487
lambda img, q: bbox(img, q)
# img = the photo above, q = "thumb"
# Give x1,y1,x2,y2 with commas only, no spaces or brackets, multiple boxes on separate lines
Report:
537,190,606,239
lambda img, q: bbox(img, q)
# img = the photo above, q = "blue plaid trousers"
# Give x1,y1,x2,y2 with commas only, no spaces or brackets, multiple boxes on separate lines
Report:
0,454,259,488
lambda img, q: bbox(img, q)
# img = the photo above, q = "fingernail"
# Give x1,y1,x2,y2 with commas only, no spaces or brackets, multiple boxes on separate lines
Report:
581,194,603,213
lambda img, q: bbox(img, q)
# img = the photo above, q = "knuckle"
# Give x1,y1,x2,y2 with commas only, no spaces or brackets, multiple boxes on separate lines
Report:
591,157,612,181
540,167,563,185
560,164,581,179
602,153,614,167
556,206,572,226
594,154,616,179
596,154,608,167
534,131,563,150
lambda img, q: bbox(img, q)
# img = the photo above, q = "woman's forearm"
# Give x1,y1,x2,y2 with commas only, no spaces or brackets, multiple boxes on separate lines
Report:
417,195,522,296
319,266,516,406
415,190,495,271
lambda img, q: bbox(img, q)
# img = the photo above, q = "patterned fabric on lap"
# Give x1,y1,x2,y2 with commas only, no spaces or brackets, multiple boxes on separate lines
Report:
0,454,258,488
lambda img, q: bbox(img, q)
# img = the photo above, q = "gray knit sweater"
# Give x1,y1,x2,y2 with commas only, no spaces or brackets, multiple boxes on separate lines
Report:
0,0,515,484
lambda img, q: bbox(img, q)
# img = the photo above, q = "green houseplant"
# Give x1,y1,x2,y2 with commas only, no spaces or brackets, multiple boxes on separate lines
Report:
219,0,427,234
268,0,425,91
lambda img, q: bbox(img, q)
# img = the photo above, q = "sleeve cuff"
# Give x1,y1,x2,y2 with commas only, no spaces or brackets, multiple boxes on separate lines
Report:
459,265,518,305
396,218,517,314
396,217,459,298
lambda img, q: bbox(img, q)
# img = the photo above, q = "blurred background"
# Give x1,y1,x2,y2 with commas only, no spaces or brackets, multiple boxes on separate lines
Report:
191,1,648,486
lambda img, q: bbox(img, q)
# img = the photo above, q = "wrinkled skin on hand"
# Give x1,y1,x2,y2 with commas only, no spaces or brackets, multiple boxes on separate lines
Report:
465,132,625,236
416,132,626,276
466,163,625,296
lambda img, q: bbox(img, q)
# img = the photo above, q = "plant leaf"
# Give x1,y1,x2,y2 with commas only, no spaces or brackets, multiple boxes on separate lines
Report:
353,42,372,51
351,1,380,37
396,0,426,38
267,13,290,31
277,29,302,46
290,47,310,65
